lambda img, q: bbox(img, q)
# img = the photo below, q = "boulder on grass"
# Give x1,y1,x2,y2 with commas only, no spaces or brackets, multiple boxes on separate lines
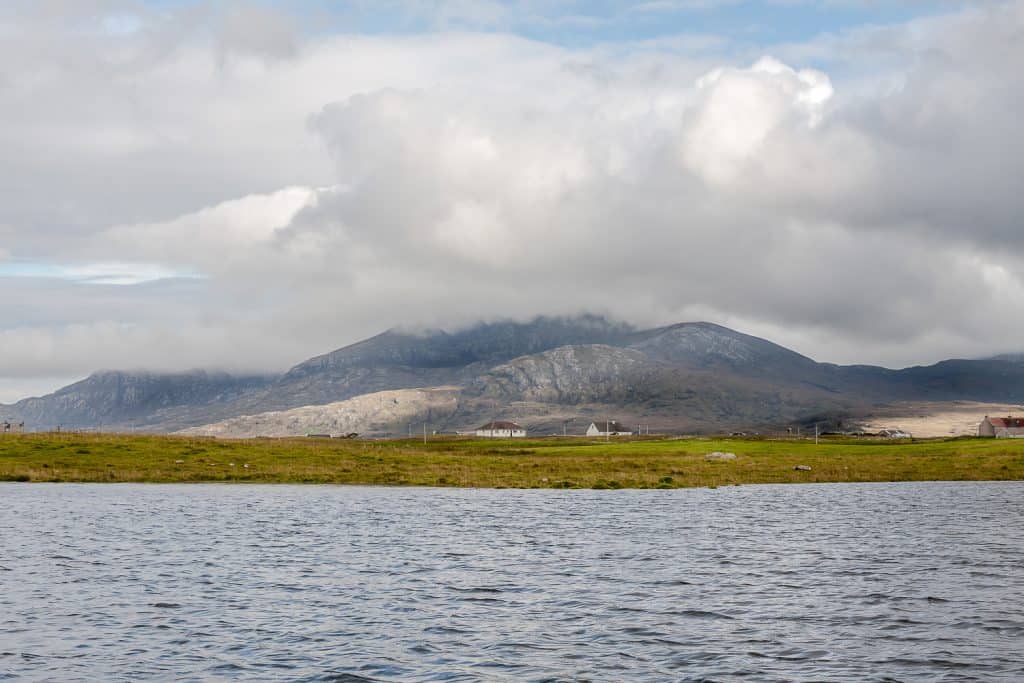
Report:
705,451,737,461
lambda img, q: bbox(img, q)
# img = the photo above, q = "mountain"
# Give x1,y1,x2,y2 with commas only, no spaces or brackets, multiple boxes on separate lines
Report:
254,315,636,410
286,314,634,379
2,370,274,430
4,315,1024,435
0,315,636,431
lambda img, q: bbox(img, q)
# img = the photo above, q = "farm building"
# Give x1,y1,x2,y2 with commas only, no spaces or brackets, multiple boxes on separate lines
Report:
586,421,632,437
2,421,24,434
978,416,1024,438
475,420,526,438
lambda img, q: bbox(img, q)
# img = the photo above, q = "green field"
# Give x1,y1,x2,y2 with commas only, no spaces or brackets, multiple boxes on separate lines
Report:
2,432,1023,488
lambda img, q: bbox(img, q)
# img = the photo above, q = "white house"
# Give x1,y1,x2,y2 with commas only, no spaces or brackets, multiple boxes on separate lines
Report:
586,420,632,437
475,420,527,438
979,415,1024,438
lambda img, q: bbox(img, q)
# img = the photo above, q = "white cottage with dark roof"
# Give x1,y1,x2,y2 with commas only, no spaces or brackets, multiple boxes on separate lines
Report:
475,420,526,438
979,415,1024,438
586,421,632,437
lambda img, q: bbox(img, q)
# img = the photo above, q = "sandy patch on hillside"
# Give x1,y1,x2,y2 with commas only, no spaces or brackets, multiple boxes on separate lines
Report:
179,387,461,438
857,401,1024,438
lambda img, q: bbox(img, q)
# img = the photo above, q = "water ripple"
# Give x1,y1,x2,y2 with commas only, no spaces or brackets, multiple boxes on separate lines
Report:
1,481,1023,681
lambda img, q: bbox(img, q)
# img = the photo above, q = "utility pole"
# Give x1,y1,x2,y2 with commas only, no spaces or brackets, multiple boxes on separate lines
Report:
423,422,427,445
606,419,610,443
815,423,819,445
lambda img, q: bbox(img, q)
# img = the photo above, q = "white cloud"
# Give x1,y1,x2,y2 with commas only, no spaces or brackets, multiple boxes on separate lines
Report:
2,1,1024,400
216,4,298,62
682,56,834,184
99,186,322,270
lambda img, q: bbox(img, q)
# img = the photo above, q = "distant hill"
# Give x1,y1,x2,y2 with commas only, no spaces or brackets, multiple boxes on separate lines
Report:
2,370,274,430
4,315,1024,435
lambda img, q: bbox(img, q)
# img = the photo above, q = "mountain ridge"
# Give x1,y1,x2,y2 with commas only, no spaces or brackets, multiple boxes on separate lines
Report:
3,315,1023,434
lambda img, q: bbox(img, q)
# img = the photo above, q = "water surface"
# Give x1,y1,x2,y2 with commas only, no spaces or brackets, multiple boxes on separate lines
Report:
1,482,1022,681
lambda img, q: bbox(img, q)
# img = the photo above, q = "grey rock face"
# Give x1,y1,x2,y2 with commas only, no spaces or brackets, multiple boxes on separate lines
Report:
627,322,814,371
468,345,650,403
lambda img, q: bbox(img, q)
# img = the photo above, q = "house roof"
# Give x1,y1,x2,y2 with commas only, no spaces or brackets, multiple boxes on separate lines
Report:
477,420,523,430
986,416,1024,429
590,420,630,432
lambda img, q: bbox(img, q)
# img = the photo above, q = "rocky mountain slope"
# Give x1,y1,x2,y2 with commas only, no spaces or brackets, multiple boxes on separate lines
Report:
4,315,1024,435
2,370,273,430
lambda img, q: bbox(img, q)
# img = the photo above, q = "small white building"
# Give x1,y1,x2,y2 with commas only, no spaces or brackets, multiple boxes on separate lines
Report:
979,415,1024,438
2,421,24,434
475,420,526,438
586,421,632,437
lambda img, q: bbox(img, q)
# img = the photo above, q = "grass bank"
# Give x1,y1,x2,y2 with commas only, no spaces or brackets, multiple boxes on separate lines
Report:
1,432,1023,488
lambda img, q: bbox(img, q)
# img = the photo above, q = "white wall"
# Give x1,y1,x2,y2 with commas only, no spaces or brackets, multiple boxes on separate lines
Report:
586,423,631,436
475,429,526,438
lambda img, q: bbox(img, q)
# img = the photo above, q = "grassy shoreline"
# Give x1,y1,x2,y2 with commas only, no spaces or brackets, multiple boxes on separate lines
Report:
2,432,1024,488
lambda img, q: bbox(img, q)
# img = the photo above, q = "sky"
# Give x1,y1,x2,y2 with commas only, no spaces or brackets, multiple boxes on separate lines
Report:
1,0,1022,402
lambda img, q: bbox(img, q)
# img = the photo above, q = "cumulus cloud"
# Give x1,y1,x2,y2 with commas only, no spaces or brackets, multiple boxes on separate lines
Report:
98,186,322,269
1,1,1023,400
682,56,834,184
